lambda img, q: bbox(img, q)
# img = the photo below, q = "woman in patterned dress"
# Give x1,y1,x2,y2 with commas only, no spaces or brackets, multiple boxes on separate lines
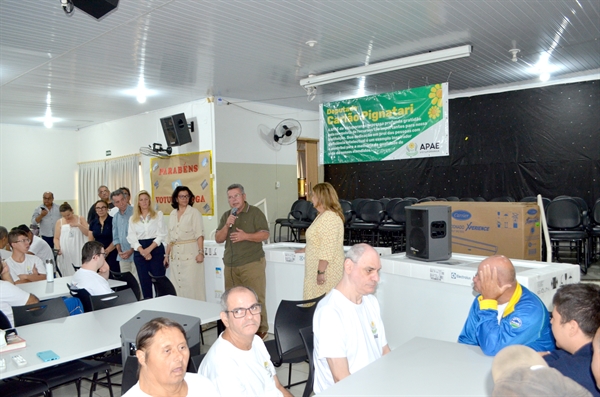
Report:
295,182,345,300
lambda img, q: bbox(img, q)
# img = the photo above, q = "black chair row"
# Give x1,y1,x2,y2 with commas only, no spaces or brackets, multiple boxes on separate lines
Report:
274,199,318,242
546,196,600,274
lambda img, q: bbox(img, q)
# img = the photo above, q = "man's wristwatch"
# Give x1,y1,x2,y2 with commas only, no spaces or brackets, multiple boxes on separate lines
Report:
317,270,326,275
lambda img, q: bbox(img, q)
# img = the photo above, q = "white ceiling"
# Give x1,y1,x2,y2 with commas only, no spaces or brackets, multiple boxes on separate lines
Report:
1,0,599,129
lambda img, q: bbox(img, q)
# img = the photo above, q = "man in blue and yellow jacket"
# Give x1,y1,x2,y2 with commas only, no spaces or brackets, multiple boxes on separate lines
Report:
458,255,555,356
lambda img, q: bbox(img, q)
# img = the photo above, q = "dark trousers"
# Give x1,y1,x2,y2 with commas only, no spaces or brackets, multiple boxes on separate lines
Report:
133,239,166,299
42,235,54,249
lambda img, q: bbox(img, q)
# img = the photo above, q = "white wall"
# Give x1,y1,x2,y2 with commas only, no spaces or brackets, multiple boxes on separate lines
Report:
0,124,78,226
212,100,320,238
78,98,214,191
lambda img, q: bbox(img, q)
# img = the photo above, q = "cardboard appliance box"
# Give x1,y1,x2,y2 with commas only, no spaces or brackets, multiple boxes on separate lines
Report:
415,202,541,260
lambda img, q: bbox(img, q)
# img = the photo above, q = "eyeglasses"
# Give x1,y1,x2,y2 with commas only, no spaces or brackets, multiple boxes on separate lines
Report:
178,195,190,199
15,239,31,244
227,193,243,201
95,206,108,210
97,252,107,258
225,303,262,318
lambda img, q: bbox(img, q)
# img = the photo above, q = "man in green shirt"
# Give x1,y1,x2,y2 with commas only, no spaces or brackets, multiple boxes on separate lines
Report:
216,183,270,339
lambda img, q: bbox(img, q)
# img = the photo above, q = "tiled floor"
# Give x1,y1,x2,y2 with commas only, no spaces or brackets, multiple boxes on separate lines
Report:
50,325,311,397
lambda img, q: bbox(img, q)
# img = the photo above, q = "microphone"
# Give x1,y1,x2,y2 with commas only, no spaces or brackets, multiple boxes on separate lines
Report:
229,207,238,228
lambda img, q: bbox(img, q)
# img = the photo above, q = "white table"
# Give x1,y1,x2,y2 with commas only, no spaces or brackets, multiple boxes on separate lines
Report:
0,295,221,379
378,253,579,348
17,276,126,300
317,337,494,396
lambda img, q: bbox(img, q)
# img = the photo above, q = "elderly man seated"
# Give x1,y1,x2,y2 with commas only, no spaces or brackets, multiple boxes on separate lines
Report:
199,286,292,397
458,255,555,355
313,243,391,393
71,241,112,296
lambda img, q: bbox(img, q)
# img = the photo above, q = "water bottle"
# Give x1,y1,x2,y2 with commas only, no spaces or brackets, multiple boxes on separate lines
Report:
45,259,54,282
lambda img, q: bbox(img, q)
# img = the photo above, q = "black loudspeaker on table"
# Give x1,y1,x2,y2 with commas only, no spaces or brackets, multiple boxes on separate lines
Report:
406,205,452,262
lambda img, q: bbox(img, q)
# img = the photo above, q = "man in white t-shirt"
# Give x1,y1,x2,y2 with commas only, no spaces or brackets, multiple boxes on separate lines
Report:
0,258,39,327
313,243,391,393
15,224,54,263
71,241,112,296
5,230,46,284
199,286,292,397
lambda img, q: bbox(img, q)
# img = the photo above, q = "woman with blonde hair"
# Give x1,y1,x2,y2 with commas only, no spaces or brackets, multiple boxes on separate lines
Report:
127,191,167,299
54,202,89,276
295,182,345,300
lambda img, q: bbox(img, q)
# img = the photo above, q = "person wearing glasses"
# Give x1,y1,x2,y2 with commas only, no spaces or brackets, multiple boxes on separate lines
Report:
215,183,270,340
0,259,39,327
30,191,61,248
199,286,293,397
87,185,114,225
87,200,119,274
127,191,167,299
3,229,47,284
164,186,205,300
71,241,112,296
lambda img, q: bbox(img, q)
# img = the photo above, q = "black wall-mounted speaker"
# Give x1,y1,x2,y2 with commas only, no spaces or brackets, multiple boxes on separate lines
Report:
406,205,452,262
72,0,119,19
160,113,192,147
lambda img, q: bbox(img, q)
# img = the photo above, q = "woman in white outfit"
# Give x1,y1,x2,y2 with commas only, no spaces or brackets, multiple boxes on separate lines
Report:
127,191,167,299
164,186,205,300
54,202,89,277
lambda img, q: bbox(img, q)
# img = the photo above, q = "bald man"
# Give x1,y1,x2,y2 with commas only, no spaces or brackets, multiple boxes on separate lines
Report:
458,255,555,356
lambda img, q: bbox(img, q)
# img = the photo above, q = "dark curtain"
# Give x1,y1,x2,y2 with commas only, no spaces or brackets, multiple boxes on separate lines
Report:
326,80,600,208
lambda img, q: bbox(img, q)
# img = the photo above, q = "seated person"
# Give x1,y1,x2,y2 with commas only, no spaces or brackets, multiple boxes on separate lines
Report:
542,283,600,396
15,224,54,263
0,226,11,260
123,317,217,397
71,241,112,296
458,255,554,355
0,259,39,327
4,230,46,284
199,286,292,397
492,345,592,397
313,244,390,393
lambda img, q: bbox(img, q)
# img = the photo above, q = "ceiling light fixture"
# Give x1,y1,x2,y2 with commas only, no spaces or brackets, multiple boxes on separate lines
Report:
299,45,472,88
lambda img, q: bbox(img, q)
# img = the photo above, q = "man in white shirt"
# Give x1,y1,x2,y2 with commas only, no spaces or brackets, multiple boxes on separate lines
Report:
199,286,292,397
15,224,54,263
71,241,112,296
313,243,391,393
30,191,61,248
4,230,46,284
0,259,39,327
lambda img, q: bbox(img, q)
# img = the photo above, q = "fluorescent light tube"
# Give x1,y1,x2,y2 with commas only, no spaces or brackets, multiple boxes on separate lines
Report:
300,45,472,88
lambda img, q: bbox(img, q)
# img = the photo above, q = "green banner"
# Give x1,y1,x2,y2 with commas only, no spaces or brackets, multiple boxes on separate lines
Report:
320,83,449,164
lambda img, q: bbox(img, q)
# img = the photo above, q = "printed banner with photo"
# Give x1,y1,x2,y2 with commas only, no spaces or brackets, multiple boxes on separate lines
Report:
320,83,449,164
150,151,214,215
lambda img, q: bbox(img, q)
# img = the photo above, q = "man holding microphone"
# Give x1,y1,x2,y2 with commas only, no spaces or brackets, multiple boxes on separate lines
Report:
215,183,270,339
